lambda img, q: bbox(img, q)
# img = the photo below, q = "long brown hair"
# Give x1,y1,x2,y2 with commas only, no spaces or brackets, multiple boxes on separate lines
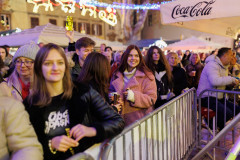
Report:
116,45,149,75
78,52,110,98
145,46,173,83
28,43,73,107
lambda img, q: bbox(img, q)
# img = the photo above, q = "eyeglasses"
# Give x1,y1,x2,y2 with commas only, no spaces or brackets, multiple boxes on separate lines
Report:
15,60,34,67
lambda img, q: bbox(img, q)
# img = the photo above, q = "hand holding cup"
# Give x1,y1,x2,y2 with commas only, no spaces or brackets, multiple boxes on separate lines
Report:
189,71,196,77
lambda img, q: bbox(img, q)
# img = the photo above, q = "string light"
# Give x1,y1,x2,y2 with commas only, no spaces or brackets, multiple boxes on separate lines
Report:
86,0,175,10
27,0,174,26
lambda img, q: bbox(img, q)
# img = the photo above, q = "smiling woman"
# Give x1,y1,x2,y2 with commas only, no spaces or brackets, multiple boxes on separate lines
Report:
0,42,39,101
109,45,157,126
42,49,66,85
23,43,124,160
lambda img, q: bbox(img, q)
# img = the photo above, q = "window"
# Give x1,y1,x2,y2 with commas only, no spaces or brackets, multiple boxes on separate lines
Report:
31,17,39,28
0,14,11,30
92,24,102,36
109,25,114,30
148,14,152,26
63,21,76,30
78,22,90,34
49,19,57,25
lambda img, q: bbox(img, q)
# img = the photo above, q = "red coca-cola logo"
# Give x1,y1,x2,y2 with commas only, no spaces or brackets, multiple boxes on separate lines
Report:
171,0,215,19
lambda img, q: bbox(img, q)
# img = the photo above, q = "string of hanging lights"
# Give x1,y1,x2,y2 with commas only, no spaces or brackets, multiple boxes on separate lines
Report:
85,0,174,10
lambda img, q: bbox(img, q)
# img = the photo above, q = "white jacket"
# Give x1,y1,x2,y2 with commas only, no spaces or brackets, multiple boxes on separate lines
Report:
197,55,236,99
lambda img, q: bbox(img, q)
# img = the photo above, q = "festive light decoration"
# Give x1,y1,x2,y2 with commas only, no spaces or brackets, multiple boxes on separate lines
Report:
55,0,76,13
27,0,53,13
80,0,97,18
27,0,117,26
86,0,159,10
27,0,173,26
86,0,175,10
99,7,117,26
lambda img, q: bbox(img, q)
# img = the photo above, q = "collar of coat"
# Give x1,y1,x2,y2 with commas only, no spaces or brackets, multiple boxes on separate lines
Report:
207,55,229,70
115,69,155,81
111,69,155,92
214,56,230,70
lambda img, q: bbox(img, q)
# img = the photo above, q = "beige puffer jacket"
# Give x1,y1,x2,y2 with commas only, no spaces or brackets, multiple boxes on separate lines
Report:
0,95,43,160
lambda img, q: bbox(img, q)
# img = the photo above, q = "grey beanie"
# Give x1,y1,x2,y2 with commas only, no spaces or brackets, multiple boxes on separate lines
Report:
13,42,40,62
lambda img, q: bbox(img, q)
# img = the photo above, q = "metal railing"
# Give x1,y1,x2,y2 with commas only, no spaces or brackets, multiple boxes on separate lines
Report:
193,112,240,160
225,135,240,160
100,88,197,160
196,88,240,159
67,152,95,160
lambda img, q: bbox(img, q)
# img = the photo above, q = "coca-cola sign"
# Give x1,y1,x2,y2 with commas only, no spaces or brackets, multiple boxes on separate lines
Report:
171,0,216,19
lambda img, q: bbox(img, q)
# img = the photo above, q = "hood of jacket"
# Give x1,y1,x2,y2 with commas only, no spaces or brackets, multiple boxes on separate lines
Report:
205,54,229,70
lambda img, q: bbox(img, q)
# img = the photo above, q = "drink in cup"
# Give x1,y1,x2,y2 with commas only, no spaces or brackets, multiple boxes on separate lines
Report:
192,70,196,76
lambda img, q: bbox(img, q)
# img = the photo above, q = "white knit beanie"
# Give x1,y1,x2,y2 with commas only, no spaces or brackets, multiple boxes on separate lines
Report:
13,42,40,61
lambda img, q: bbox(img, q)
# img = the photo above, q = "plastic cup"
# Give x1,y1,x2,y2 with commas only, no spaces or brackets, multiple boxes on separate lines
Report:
192,71,196,76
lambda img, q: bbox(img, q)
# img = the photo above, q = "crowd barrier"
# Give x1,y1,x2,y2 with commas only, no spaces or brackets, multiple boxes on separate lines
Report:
98,88,197,160
196,88,240,159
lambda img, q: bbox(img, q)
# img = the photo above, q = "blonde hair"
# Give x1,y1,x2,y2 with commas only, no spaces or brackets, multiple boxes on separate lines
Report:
189,53,200,64
6,69,22,95
167,52,178,60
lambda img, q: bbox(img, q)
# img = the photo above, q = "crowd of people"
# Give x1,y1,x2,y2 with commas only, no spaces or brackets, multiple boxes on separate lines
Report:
1,31,240,159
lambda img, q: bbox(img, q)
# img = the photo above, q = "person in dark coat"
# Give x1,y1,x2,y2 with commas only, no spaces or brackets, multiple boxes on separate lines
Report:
167,52,188,96
185,53,204,89
24,43,124,160
65,30,96,81
78,52,122,113
145,46,174,108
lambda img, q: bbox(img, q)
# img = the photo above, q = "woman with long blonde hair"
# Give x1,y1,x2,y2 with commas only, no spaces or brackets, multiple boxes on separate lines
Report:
167,52,188,96
0,42,39,101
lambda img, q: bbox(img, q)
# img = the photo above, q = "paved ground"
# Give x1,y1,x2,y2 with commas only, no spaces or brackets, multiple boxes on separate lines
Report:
189,124,240,160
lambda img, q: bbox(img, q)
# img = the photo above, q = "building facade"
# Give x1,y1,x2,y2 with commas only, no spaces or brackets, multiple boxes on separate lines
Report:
0,0,124,42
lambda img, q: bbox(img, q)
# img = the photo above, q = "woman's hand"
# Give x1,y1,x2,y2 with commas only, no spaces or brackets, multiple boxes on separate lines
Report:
123,88,130,99
123,88,135,102
233,79,240,86
188,71,196,77
117,97,124,107
70,124,97,142
113,98,123,113
113,104,122,113
51,135,78,152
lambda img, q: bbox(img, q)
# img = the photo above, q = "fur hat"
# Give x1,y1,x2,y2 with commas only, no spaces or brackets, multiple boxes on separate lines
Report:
13,42,40,61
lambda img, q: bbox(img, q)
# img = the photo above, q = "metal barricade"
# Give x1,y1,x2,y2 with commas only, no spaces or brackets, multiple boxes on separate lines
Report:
67,152,95,160
225,135,240,160
100,88,197,160
196,88,240,159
